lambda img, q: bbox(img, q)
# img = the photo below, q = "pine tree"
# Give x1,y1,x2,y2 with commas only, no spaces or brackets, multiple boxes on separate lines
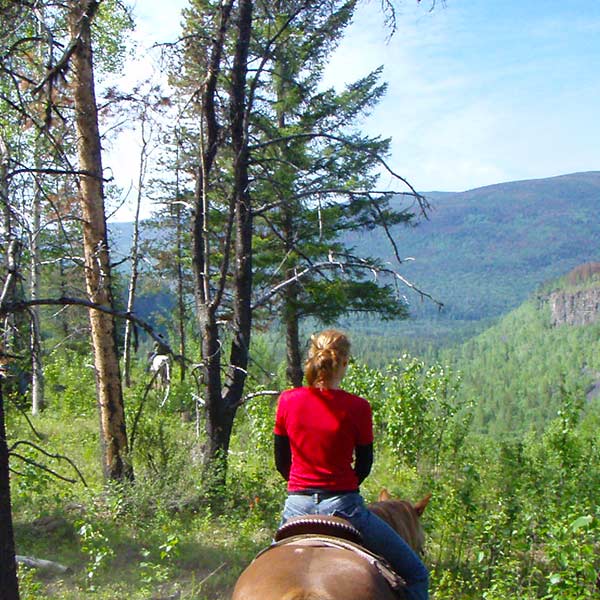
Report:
250,0,418,384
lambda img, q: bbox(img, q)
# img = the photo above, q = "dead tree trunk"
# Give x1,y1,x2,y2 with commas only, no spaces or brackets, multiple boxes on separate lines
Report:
0,141,20,596
174,136,186,382
30,155,45,415
191,0,254,491
123,118,148,388
69,0,131,481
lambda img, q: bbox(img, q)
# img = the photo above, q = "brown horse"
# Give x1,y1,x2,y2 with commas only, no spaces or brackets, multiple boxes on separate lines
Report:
232,490,431,600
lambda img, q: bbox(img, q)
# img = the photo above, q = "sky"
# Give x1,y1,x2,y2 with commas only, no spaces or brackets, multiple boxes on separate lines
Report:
107,0,600,221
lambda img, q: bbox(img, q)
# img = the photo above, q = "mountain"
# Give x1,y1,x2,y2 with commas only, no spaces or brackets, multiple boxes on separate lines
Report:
348,171,600,326
107,171,600,348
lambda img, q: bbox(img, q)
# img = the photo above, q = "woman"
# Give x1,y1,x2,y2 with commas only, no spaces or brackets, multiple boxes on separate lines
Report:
273,329,429,600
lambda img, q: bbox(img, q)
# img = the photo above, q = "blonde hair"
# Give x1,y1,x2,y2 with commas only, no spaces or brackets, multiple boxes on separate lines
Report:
304,329,351,387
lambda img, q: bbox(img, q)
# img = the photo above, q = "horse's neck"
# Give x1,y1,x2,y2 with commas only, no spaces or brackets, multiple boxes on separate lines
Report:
368,500,423,554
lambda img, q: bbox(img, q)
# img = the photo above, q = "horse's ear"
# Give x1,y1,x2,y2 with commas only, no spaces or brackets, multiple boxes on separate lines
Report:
378,488,391,502
414,493,432,516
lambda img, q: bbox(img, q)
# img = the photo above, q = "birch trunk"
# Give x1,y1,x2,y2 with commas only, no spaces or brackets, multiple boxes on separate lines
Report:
30,153,45,415
69,0,131,480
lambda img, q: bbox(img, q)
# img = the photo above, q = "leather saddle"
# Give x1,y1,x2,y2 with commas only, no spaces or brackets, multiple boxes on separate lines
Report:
274,514,363,544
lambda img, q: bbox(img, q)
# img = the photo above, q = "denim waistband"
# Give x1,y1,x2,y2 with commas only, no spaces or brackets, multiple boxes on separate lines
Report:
287,489,357,499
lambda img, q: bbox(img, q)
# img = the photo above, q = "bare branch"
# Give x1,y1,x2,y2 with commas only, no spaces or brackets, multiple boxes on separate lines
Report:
6,396,44,441
129,368,161,452
250,131,428,211
252,256,443,311
7,166,111,182
235,389,280,409
0,296,179,358
31,0,103,97
368,195,408,265
9,440,87,486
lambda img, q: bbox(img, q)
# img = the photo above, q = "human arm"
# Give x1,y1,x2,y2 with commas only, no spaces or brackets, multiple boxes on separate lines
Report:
354,443,373,484
274,433,291,481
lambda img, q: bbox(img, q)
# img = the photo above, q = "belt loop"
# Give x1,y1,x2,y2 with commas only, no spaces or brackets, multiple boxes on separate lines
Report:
312,492,319,504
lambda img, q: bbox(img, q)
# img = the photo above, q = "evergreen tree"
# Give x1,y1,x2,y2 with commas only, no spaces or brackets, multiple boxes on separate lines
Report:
250,0,419,384
170,0,427,487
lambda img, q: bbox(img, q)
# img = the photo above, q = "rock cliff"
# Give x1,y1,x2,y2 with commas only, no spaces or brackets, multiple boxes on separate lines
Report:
550,287,600,326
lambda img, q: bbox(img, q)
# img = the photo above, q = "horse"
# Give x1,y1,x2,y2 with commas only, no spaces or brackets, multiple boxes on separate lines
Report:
149,353,171,407
150,354,171,390
232,489,431,600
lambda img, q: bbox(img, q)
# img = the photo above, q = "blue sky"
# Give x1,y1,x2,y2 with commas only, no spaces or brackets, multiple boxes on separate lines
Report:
109,0,600,219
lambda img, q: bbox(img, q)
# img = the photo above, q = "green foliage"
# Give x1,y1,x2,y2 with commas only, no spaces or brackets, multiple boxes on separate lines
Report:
77,520,115,590
17,566,44,600
139,532,181,586
378,356,468,468
43,349,97,416
7,345,600,599
345,356,470,469
12,445,56,504
444,297,600,435
241,391,277,455
7,268,600,600
542,512,599,599
93,0,135,75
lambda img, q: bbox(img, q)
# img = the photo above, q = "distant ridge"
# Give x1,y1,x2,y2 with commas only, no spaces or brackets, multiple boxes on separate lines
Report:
437,170,600,196
348,170,600,325
108,171,600,346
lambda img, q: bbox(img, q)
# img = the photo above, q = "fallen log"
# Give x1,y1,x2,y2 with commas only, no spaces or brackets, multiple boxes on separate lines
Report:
16,555,71,574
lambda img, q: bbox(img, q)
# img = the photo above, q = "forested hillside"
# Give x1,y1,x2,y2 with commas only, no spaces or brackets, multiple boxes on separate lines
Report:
443,263,600,435
109,170,600,350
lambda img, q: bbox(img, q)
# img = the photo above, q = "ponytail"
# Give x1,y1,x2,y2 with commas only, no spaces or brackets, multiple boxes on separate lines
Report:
304,329,351,387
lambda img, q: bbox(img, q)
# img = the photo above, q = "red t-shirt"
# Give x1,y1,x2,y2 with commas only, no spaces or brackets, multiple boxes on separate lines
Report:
274,386,374,492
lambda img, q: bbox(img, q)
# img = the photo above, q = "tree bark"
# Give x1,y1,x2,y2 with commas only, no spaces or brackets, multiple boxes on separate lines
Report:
0,141,20,599
30,153,45,415
69,0,131,481
0,376,20,600
274,50,303,388
0,137,9,239
123,117,148,387
281,158,303,387
191,0,254,491
174,201,186,382
173,134,186,382
1,140,18,354
284,293,303,387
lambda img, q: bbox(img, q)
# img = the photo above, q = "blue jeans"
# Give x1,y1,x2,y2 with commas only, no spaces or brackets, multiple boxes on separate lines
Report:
282,492,429,600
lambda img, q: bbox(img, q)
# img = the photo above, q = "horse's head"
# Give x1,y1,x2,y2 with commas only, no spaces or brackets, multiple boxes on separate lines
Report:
367,489,431,555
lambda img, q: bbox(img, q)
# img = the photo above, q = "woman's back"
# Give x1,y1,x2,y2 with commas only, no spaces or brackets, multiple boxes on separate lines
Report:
275,386,373,491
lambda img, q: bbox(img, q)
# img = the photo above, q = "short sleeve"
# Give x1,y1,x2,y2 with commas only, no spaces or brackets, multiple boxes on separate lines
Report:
273,393,287,436
356,398,374,445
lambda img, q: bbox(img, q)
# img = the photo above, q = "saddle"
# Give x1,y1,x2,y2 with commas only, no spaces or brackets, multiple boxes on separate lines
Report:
275,514,363,544
269,515,406,593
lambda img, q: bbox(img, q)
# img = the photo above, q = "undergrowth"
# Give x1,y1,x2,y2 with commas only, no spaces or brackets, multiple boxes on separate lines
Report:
6,355,600,598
